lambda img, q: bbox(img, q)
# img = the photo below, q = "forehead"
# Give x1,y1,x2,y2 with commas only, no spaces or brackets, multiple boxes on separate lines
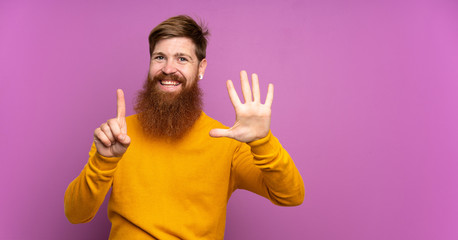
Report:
153,37,196,57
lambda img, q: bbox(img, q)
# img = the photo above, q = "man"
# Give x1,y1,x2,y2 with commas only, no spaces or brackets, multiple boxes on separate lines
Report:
65,15,304,239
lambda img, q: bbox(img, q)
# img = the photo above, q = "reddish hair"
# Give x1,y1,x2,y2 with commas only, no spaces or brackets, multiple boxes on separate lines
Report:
148,15,209,61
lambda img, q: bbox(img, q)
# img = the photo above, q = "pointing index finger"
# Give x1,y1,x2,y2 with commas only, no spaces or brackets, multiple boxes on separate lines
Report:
117,89,126,120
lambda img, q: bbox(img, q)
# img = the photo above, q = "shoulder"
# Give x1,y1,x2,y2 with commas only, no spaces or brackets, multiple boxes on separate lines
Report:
124,114,143,135
198,112,245,148
125,114,138,123
199,112,227,129
125,114,140,127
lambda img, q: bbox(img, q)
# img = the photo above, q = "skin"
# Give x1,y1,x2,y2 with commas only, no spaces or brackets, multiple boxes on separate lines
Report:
209,71,274,143
93,37,274,157
150,37,207,93
93,89,130,158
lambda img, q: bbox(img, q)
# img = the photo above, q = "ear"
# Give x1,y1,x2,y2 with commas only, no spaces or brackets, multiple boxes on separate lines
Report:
198,58,207,80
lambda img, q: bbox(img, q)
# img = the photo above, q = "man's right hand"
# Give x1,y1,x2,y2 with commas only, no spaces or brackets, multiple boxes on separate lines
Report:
93,89,131,158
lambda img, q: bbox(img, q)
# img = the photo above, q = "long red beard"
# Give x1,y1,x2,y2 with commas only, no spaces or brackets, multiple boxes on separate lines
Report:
134,72,202,140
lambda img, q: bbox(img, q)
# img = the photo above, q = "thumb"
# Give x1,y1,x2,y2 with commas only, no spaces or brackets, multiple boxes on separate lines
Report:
209,128,231,138
117,133,131,146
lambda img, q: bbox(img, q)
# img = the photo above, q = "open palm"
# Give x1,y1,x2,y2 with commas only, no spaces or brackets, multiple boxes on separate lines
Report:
210,70,273,142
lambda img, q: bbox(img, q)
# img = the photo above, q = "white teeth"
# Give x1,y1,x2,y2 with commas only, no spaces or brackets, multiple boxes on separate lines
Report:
161,80,180,86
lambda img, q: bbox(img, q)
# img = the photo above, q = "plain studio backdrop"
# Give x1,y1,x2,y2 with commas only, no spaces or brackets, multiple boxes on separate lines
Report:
1,0,457,239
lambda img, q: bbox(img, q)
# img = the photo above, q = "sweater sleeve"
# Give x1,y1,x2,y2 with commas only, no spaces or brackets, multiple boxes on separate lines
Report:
232,131,304,206
64,143,121,223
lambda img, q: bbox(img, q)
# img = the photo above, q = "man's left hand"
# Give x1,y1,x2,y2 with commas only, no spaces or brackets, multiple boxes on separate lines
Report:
210,70,274,142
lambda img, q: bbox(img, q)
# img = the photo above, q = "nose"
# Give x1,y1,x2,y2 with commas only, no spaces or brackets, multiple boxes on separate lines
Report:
162,60,177,75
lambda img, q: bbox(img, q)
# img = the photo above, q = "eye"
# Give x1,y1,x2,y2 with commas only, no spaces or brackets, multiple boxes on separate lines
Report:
154,55,164,61
178,57,188,62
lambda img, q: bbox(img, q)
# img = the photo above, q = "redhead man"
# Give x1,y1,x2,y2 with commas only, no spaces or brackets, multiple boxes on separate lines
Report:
65,15,304,239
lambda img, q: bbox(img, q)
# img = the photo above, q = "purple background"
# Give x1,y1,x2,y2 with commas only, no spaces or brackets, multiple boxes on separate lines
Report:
1,0,457,239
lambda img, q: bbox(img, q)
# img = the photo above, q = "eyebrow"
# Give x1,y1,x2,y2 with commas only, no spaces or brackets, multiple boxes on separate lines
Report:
176,53,194,60
152,52,194,61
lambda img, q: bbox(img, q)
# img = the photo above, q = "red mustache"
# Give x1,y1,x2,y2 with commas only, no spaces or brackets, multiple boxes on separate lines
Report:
152,72,187,85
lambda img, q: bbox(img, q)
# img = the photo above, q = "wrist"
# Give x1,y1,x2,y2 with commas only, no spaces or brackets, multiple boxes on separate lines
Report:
91,152,122,171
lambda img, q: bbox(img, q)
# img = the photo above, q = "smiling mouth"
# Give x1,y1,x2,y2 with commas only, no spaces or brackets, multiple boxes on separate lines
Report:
160,80,182,87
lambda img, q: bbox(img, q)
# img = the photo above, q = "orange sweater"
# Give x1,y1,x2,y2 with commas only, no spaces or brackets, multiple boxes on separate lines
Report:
65,112,304,239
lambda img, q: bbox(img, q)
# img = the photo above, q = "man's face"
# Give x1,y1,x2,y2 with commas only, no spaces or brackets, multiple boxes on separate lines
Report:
135,37,207,139
149,37,207,95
